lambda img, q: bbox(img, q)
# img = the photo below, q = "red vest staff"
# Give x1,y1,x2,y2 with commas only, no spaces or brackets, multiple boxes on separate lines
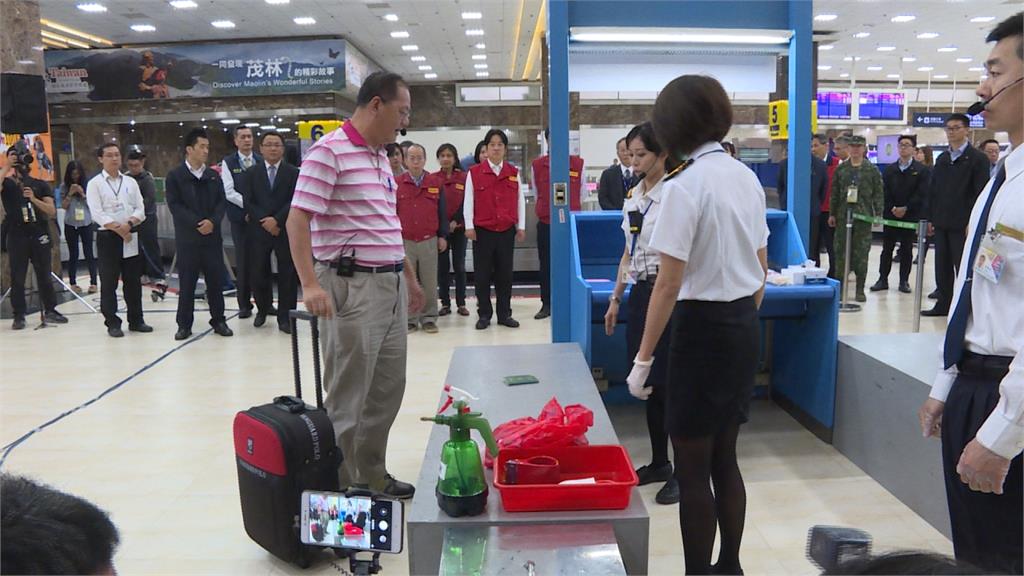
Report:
464,129,525,329
531,149,584,319
434,144,470,316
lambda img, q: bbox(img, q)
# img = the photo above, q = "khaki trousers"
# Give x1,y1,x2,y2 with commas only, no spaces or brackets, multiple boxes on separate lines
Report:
316,263,408,487
404,237,439,325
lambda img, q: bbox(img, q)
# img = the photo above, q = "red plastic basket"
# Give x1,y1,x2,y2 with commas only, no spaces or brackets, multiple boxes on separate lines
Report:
494,445,639,512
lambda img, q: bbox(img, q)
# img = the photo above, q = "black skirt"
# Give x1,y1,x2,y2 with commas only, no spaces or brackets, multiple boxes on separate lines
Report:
665,296,760,438
625,279,671,390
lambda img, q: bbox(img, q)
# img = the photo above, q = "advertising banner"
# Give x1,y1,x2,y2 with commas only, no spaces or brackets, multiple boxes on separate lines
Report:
3,132,56,183
44,38,347,102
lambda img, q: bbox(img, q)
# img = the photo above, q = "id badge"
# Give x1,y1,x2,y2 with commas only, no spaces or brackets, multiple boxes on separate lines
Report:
973,240,1005,284
846,185,858,204
74,207,86,221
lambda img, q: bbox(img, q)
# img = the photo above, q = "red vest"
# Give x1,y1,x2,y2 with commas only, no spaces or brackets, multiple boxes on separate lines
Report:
469,161,519,232
823,155,841,212
396,171,442,241
532,155,584,224
435,169,467,224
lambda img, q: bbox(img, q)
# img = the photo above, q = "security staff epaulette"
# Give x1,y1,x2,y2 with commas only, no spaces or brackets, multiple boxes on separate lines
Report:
663,158,695,182
626,183,640,199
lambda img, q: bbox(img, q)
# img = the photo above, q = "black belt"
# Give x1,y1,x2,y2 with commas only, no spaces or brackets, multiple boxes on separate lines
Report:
958,350,1012,380
320,260,403,274
637,275,658,285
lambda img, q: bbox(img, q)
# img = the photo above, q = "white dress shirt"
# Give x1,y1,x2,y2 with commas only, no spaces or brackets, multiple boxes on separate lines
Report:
463,160,526,231
949,140,970,163
85,170,146,228
649,142,770,302
221,152,255,208
621,164,633,181
930,144,1024,459
620,177,666,282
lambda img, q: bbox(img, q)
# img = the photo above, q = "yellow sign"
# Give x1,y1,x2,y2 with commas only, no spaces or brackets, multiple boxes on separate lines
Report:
298,120,343,141
768,100,819,140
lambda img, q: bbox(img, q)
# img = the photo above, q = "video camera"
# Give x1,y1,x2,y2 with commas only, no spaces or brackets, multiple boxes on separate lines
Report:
6,141,33,177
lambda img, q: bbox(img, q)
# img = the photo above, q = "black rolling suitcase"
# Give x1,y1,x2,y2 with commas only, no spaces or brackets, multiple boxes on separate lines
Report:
233,310,342,568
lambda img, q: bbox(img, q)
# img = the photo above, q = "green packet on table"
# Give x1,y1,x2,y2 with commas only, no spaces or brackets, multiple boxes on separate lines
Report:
503,374,540,386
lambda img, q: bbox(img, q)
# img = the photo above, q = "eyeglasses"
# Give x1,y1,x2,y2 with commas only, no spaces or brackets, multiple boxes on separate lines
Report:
944,125,966,132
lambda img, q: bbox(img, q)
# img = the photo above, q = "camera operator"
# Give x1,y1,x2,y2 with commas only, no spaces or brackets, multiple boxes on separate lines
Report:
2,147,68,330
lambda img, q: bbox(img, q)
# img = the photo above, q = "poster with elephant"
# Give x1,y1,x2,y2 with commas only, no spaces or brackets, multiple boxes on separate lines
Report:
2,132,55,183
44,38,347,102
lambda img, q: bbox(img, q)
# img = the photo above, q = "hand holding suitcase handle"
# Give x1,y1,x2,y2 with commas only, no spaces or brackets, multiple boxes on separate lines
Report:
289,310,324,409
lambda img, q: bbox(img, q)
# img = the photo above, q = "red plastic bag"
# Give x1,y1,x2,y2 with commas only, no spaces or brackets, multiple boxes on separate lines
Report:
485,397,594,468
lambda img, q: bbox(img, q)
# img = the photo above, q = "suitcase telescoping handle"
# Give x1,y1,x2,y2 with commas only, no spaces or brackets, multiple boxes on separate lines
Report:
289,310,324,409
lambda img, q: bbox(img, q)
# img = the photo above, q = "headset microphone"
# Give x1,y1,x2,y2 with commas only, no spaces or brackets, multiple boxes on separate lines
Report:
398,128,408,137
966,76,1023,116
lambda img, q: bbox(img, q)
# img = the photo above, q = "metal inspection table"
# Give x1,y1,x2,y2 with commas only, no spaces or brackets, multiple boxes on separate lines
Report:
408,343,649,575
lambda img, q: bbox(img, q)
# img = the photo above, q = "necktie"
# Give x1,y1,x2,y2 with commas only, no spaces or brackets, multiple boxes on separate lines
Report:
268,164,277,187
242,156,252,170
942,165,1007,369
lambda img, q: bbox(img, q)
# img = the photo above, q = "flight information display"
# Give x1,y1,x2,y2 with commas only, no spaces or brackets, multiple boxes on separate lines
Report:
817,91,853,120
857,91,906,121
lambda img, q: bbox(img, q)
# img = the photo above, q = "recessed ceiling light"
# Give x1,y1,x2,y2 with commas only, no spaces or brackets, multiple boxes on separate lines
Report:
877,46,896,51
462,11,482,20
917,32,939,39
840,73,850,78
212,20,235,29
424,73,438,79
476,72,490,78
818,44,834,51
886,74,901,79
853,32,870,39
76,3,107,12
967,66,985,72
221,119,240,125
917,66,934,71
276,128,291,133
265,0,289,4
956,57,973,63
937,46,958,52
169,0,197,8
244,122,261,127
390,30,409,38
401,44,419,51
472,54,487,60
817,65,832,71
970,16,995,23
474,63,488,69
466,29,485,36
260,125,276,130
294,17,316,25
890,15,916,23
843,56,862,62
474,43,486,49
418,65,432,71
410,55,426,62
384,14,399,22
814,14,838,21
131,24,156,32
866,65,883,71
933,74,949,79
902,56,917,62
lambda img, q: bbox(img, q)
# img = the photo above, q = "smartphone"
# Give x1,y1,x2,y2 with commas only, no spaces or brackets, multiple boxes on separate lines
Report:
300,490,403,554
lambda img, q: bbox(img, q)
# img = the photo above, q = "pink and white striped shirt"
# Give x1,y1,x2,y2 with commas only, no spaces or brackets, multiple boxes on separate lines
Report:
291,122,405,266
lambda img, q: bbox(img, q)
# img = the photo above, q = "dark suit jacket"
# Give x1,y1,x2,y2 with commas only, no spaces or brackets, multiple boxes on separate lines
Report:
927,144,990,230
165,163,226,246
243,160,300,232
776,156,828,213
598,164,633,210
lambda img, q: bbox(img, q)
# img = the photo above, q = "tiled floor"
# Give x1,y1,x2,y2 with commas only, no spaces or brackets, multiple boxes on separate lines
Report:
0,248,952,575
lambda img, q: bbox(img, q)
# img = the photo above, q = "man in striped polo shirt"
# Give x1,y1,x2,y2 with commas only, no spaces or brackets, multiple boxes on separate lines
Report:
288,71,424,499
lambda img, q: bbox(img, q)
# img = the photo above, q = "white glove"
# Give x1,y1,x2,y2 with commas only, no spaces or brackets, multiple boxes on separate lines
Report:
626,356,654,400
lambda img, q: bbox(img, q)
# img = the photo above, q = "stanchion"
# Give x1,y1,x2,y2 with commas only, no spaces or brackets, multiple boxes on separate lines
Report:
839,210,861,313
50,272,99,313
912,219,927,333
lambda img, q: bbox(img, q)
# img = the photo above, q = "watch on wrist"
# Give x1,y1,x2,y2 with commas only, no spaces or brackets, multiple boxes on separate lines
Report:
609,294,621,304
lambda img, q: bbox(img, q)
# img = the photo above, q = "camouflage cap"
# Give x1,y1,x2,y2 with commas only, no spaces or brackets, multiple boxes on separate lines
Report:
847,135,866,146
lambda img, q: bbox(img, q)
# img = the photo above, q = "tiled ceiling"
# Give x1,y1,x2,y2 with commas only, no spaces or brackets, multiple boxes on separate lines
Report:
813,0,1021,85
37,0,546,82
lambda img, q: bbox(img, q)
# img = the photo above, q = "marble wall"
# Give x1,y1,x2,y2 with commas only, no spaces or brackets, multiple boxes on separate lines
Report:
0,0,44,76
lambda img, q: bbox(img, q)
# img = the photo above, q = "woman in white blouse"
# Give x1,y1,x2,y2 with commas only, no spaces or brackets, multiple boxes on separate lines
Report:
629,75,769,575
604,122,679,505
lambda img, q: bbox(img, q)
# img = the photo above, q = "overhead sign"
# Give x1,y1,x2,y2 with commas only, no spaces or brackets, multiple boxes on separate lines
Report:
44,38,346,102
912,112,986,128
768,100,819,141
298,120,344,141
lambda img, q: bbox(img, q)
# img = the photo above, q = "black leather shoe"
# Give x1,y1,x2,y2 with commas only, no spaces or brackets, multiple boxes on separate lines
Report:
268,305,277,315
439,305,451,316
372,474,415,500
44,310,69,324
278,323,292,334
869,280,888,292
534,306,551,320
475,318,490,330
636,462,673,486
498,317,520,328
927,289,940,300
655,477,680,505
253,313,267,328
238,308,253,319
129,323,154,333
12,317,26,330
212,322,233,337
108,326,125,338
898,282,912,294
174,328,192,341
921,307,949,317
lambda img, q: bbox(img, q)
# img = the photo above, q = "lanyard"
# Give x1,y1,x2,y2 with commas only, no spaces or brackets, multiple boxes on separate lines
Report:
629,192,657,257
106,174,122,197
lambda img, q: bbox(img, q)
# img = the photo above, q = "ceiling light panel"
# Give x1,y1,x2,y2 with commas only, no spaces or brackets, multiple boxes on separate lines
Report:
410,55,426,62
876,46,895,51
294,17,316,25
76,3,107,12
814,14,838,22
476,72,490,77
401,44,419,51
853,32,870,39
130,24,156,32
462,12,482,19
465,29,485,36
424,73,437,79
917,32,939,39
818,44,834,51
265,0,290,4
390,31,410,38
890,15,916,23
169,0,198,8
474,63,488,69
384,14,399,22
475,43,486,49
212,20,235,29
970,16,995,23
418,65,432,71
472,54,487,60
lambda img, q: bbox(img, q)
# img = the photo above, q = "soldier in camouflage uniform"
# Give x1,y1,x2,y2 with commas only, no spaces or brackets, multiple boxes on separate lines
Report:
829,135,883,302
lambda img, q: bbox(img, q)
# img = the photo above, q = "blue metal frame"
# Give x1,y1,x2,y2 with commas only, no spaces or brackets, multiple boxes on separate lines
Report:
548,0,572,343
788,0,814,250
